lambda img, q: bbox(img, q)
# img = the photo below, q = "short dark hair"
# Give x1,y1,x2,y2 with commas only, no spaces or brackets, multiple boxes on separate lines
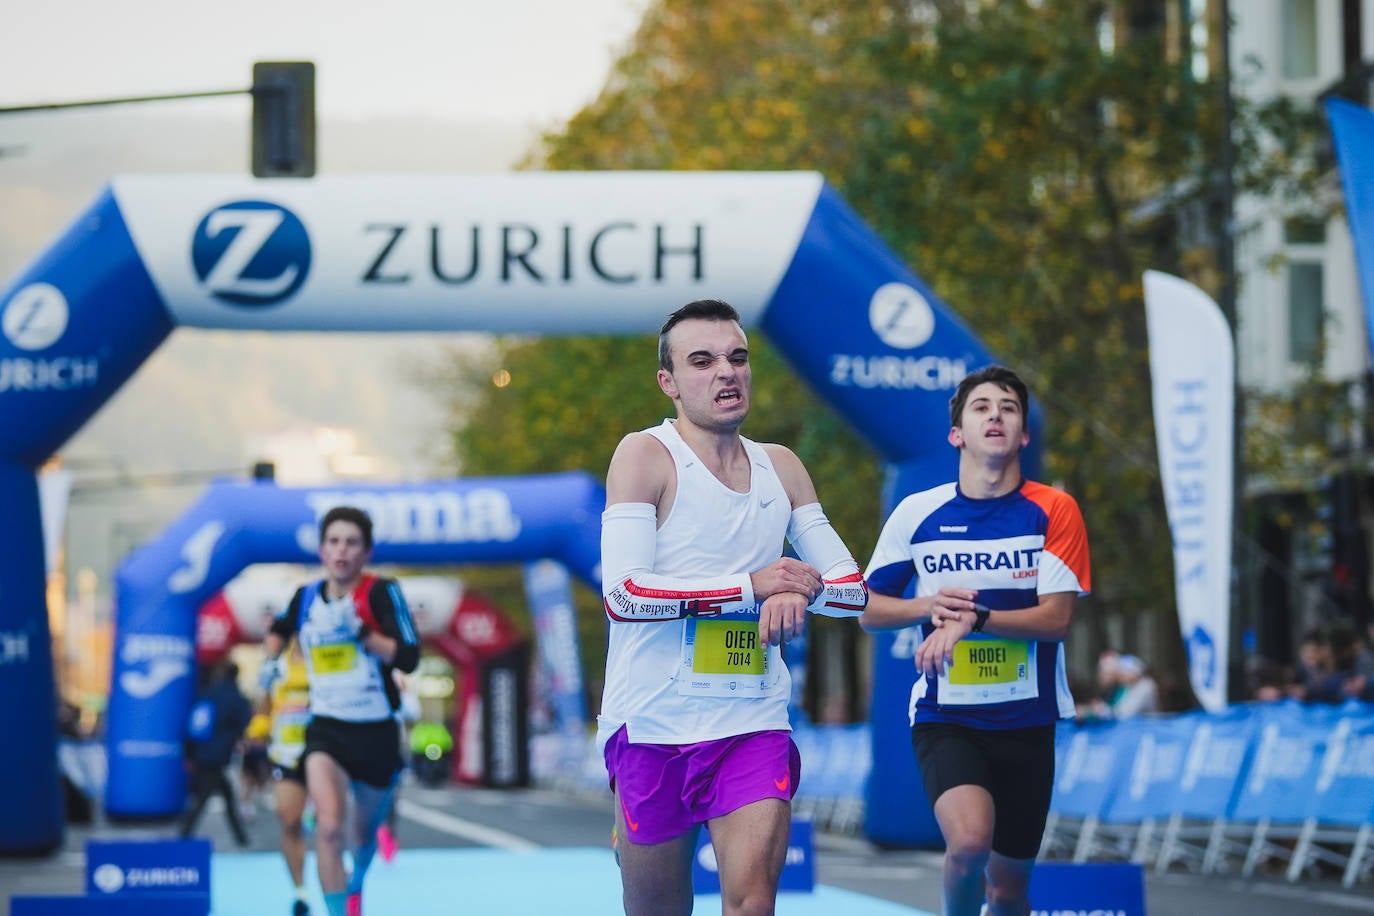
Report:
949,365,1029,427
320,505,374,550
658,299,741,371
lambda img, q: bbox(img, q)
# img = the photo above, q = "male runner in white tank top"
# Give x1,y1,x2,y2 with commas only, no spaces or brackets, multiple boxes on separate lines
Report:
599,299,868,915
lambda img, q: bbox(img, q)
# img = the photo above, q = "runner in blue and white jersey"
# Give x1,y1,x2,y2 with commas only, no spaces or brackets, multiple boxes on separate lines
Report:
262,506,419,916
861,366,1091,916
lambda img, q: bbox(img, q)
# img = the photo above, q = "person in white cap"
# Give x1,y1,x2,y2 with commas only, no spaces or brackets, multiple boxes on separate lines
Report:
1110,654,1159,719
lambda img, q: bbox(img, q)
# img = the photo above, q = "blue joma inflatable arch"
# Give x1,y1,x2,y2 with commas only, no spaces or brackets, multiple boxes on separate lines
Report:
0,172,1019,851
109,473,603,817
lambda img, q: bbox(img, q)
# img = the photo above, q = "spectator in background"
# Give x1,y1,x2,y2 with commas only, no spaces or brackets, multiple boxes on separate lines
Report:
1292,628,1343,704
180,660,253,847
1329,620,1371,703
1247,657,1293,703
1077,650,1124,721
1109,655,1159,718
1355,620,1374,702
57,700,94,825
1097,650,1126,707
1358,619,1374,677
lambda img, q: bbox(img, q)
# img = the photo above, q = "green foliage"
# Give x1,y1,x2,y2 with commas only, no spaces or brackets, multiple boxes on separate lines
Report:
432,0,1318,698
548,1,1195,622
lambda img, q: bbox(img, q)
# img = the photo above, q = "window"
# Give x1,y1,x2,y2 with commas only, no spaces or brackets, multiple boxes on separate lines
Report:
1281,0,1319,79
1283,216,1327,244
1287,261,1324,364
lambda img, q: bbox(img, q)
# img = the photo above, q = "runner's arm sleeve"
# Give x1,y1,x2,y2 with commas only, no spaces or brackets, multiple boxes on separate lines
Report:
601,502,759,622
369,578,420,673
268,589,304,641
787,503,868,618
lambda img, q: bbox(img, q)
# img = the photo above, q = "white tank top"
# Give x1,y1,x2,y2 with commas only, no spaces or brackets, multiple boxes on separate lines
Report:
597,420,794,747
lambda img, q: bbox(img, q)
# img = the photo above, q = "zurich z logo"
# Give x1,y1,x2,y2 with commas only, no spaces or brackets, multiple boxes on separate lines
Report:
192,201,311,306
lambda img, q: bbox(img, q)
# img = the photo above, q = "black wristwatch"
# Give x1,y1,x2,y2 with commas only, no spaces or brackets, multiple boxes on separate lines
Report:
971,608,990,633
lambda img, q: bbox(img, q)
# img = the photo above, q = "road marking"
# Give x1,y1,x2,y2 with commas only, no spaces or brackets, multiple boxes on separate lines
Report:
395,798,539,851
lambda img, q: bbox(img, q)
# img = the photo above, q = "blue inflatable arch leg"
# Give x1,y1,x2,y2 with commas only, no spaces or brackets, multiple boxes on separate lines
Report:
0,463,62,853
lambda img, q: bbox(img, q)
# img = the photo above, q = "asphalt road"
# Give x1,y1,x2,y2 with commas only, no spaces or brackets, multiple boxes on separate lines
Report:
3,780,1371,915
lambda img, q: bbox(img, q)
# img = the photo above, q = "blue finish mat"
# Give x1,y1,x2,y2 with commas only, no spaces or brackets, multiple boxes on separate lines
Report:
212,848,933,915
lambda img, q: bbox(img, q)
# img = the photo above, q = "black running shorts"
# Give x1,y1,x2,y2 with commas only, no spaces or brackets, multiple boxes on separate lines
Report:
911,721,1056,860
303,716,403,789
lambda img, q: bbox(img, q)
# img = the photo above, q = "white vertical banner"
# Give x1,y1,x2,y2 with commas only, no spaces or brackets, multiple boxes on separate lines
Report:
1144,270,1233,711
37,467,72,577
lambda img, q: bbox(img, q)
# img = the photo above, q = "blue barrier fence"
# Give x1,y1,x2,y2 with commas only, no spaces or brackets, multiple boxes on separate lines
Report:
545,720,873,836
1042,699,1374,889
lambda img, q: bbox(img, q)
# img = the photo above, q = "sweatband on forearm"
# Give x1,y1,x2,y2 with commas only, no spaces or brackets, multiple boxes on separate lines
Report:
600,502,758,621
788,502,868,617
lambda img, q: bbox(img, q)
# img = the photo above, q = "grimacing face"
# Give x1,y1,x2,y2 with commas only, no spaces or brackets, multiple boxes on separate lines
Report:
657,317,751,433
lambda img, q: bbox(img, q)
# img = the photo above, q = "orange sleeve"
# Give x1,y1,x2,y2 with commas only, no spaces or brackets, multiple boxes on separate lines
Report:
1024,481,1091,592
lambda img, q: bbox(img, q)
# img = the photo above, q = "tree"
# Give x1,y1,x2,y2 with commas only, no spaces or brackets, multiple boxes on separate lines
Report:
434,0,1293,709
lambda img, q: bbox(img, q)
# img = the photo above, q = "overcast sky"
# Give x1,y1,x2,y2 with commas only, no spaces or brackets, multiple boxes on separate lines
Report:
1,0,645,124
1,0,648,591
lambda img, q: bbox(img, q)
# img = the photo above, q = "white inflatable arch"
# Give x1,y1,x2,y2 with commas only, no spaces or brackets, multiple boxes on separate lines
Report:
0,173,1008,850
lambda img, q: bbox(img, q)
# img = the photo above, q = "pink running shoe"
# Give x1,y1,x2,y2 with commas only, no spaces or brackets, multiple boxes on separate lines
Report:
376,824,398,864
345,892,361,916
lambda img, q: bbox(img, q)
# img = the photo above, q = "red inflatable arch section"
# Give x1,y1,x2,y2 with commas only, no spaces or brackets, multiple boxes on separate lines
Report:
195,574,527,786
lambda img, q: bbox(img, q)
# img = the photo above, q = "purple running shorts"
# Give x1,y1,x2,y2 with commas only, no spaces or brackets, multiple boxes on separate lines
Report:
604,726,801,845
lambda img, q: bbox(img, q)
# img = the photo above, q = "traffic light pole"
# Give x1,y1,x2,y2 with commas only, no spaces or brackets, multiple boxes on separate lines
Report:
0,88,247,115
0,61,316,177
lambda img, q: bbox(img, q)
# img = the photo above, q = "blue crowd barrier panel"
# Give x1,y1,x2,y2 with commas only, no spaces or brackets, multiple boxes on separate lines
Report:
1040,718,1142,862
85,838,211,903
692,817,815,894
1039,718,1081,858
1028,862,1146,916
1226,703,1339,877
1039,701,1374,889
810,724,870,833
10,895,210,915
1288,702,1374,886
1156,704,1260,874
790,722,828,823
1090,712,1203,864
790,723,871,834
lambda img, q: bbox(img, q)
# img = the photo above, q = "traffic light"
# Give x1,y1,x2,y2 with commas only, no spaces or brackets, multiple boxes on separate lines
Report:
251,61,316,178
